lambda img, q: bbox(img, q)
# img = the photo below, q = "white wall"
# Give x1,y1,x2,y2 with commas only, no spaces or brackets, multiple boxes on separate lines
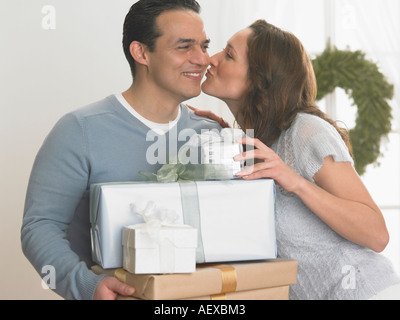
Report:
1,0,135,299
1,0,398,299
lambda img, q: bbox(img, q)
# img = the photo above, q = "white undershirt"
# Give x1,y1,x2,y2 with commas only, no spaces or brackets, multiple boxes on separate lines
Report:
115,93,181,135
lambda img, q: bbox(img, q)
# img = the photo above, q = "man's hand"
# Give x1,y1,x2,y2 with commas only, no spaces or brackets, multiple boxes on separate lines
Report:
93,276,135,300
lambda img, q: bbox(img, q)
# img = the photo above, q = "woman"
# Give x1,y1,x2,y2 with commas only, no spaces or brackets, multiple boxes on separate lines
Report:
199,20,400,300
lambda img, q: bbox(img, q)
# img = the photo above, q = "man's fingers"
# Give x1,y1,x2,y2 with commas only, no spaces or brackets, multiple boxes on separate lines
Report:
109,277,135,296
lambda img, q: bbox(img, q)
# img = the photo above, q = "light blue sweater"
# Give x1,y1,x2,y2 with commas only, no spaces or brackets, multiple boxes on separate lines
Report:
21,95,222,300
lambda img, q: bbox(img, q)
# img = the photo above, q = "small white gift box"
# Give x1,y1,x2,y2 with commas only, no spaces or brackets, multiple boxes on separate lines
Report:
122,224,197,274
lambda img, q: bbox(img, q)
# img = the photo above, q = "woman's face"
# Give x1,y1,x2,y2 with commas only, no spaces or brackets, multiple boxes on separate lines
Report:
201,28,252,111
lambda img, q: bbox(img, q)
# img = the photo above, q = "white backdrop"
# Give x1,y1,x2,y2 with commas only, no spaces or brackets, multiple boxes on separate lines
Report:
1,0,399,299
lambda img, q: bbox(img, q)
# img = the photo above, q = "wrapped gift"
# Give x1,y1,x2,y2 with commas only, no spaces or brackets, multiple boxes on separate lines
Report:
184,286,290,301
92,259,298,300
117,287,290,300
185,128,245,177
90,179,276,269
123,224,197,274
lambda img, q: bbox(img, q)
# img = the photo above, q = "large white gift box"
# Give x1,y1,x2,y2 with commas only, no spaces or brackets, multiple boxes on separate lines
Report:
90,179,276,269
122,224,197,274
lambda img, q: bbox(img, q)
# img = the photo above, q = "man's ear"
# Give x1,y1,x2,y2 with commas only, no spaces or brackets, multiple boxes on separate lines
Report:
129,41,149,66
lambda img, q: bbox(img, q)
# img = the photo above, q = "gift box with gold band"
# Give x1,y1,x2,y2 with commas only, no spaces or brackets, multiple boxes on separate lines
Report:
90,178,276,269
92,259,298,300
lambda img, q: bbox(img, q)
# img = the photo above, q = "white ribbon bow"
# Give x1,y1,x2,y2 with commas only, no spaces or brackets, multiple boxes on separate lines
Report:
130,201,179,240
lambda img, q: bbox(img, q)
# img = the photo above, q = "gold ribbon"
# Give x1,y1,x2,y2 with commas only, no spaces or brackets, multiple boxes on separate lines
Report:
216,265,238,293
208,265,237,300
114,268,127,284
211,294,227,300
198,264,237,296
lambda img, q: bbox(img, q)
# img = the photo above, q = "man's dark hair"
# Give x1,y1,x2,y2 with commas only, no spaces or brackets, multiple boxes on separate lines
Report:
123,0,201,79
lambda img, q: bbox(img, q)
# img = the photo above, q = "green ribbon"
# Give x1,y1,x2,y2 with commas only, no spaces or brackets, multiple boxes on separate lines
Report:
139,163,234,183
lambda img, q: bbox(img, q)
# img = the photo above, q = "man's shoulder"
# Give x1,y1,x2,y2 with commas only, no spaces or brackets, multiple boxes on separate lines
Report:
49,95,123,136
71,95,119,119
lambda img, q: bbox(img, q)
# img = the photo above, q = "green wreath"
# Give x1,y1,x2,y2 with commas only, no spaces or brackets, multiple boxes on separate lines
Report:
312,44,394,175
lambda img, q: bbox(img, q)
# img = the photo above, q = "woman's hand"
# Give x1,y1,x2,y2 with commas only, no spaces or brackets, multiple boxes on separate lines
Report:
234,137,304,193
235,138,389,253
187,105,231,128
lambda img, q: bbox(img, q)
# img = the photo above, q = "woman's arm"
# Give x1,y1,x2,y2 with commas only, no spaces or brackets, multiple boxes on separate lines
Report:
235,138,389,253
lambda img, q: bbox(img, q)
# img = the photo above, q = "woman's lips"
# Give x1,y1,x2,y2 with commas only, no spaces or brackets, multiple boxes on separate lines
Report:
205,69,213,77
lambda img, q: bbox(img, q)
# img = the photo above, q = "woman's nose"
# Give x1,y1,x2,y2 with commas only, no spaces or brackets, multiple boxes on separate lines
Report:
209,51,222,67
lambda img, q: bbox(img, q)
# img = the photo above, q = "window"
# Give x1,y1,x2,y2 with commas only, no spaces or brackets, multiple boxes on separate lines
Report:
327,0,400,273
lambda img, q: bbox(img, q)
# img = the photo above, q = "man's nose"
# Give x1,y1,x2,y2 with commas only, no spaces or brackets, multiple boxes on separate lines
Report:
189,46,210,66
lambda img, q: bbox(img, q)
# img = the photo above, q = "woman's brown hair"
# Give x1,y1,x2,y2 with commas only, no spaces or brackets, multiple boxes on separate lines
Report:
240,20,352,154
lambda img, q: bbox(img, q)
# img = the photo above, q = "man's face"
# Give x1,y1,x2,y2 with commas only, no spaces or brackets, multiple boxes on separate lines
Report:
146,10,210,103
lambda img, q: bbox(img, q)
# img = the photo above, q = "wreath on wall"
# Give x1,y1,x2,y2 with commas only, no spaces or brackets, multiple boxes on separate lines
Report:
312,44,394,175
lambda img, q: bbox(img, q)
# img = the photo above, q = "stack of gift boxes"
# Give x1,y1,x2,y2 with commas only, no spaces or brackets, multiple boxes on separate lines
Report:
90,131,298,300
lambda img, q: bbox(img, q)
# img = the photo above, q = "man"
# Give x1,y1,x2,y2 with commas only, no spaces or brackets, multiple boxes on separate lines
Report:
21,0,220,300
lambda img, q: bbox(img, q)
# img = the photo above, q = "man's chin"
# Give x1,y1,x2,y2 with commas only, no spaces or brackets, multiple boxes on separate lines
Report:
200,80,213,95
183,89,202,101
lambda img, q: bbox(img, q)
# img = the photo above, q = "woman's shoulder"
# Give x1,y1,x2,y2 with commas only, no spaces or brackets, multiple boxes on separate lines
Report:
290,113,340,140
293,112,332,129
289,113,353,178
